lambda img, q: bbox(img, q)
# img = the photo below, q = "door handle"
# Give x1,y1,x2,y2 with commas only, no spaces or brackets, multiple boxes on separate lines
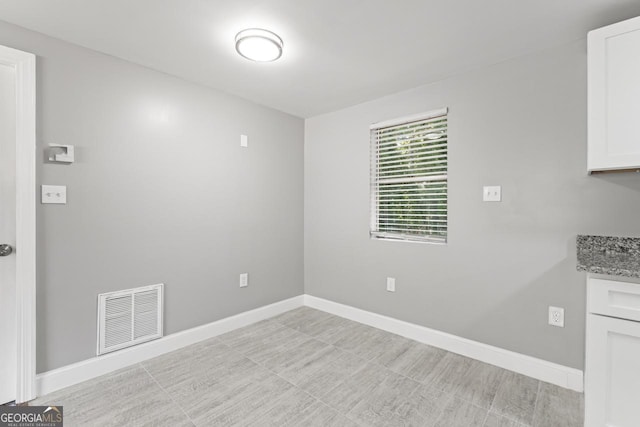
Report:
0,244,13,256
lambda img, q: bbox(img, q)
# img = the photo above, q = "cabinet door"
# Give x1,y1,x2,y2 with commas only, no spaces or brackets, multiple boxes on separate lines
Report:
588,16,640,172
585,314,640,427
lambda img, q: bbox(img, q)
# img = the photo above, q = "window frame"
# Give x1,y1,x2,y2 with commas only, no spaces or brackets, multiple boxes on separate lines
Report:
370,107,448,244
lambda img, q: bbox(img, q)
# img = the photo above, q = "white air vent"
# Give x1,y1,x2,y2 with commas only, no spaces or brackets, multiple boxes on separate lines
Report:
97,284,164,355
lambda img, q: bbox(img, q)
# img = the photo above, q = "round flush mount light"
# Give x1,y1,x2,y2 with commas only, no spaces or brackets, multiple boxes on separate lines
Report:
235,28,283,62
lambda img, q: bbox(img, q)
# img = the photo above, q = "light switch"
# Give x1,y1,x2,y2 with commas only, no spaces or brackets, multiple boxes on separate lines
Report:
42,185,67,204
240,134,248,148
483,186,501,202
239,273,248,288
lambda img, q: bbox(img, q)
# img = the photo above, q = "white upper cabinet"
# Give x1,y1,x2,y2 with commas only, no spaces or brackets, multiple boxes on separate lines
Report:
588,16,640,172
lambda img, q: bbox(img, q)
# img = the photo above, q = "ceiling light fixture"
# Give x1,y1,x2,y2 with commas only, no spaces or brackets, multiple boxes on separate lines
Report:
235,28,283,62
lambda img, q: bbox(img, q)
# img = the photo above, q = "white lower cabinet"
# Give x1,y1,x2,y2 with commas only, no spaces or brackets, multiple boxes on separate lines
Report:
585,278,640,427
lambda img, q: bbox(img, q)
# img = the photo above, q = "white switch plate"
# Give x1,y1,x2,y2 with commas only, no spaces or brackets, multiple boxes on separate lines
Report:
240,134,248,148
41,185,67,204
239,273,248,288
548,306,565,327
483,186,501,202
386,277,396,292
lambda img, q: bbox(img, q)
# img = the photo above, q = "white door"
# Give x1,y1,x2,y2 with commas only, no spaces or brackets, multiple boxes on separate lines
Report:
0,60,17,404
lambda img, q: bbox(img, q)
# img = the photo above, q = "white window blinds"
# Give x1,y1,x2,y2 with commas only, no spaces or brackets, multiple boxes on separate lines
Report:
370,108,448,243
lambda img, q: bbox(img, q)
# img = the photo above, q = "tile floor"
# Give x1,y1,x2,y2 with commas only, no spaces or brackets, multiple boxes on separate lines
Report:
32,307,584,426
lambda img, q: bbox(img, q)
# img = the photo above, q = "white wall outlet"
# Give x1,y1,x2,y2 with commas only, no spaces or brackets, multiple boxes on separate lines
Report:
548,306,565,327
240,134,248,148
41,185,67,204
239,273,248,288
386,277,396,292
483,186,502,202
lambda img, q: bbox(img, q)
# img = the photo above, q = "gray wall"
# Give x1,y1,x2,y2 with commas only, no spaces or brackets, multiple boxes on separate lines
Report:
304,40,640,370
0,21,304,373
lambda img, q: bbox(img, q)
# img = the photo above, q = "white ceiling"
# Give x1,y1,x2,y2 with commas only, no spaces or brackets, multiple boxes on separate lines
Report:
1,0,640,118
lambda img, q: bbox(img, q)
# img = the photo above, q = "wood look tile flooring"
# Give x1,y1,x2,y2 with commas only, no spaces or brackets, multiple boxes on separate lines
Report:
32,307,584,426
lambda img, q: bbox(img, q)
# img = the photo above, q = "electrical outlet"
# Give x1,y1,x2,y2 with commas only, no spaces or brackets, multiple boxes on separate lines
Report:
386,277,396,292
239,273,248,288
483,186,502,202
548,306,564,327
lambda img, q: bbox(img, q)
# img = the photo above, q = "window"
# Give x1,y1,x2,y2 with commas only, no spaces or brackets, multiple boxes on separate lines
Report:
370,108,448,243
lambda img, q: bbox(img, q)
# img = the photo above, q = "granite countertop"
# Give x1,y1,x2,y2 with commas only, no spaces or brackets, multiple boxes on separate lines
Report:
577,235,640,278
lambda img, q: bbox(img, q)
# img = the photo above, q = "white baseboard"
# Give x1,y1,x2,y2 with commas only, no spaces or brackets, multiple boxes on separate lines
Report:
304,295,584,392
35,293,583,398
36,295,304,397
